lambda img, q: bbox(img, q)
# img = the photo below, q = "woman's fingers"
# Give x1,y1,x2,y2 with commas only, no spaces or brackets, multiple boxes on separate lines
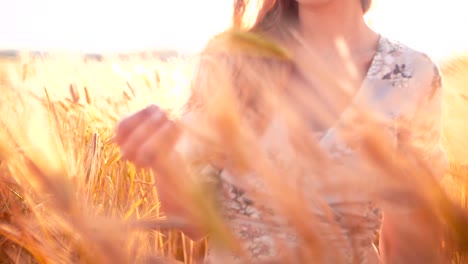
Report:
114,105,161,144
133,121,181,168
114,104,183,168
119,109,167,161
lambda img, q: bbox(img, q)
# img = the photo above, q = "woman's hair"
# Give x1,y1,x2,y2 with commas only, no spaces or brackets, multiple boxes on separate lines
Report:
232,0,298,33
233,0,372,32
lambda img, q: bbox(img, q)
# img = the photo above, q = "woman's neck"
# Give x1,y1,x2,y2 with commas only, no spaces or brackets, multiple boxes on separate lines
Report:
297,1,376,56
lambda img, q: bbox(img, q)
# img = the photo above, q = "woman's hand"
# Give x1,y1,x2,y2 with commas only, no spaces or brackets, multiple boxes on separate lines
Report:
379,209,446,264
114,104,181,168
114,105,206,240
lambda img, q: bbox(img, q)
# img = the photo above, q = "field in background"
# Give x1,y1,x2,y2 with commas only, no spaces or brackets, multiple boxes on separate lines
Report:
0,49,468,263
0,53,202,263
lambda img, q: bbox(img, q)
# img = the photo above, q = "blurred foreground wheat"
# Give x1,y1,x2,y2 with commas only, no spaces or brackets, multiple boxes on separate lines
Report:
0,34,467,263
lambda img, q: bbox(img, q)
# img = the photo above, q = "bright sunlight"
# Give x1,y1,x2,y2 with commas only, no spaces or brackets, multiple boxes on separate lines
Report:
1,0,467,58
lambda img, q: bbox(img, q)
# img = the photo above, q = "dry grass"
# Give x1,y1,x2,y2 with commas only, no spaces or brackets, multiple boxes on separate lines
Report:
0,53,202,263
0,32,467,263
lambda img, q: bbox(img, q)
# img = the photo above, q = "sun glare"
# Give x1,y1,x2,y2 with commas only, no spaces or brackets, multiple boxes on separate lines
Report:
366,0,468,61
0,0,234,53
1,0,466,59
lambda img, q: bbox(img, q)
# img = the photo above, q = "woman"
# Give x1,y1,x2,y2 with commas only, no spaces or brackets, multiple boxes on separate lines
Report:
115,0,446,263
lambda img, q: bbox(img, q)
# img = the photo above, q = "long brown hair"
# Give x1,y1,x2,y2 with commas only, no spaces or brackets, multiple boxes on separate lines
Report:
233,0,372,33
232,0,298,33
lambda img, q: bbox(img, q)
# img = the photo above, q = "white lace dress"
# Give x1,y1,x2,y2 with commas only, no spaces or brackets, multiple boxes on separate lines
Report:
192,36,444,264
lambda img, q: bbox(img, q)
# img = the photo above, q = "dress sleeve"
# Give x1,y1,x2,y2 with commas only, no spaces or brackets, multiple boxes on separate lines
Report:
174,53,225,184
396,55,448,181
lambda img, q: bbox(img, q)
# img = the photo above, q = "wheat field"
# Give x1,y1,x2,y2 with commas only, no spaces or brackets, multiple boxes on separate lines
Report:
0,52,203,263
0,42,468,264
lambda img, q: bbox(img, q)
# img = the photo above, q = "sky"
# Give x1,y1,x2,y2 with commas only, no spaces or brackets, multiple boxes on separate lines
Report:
0,0,232,53
0,0,467,59
366,0,468,61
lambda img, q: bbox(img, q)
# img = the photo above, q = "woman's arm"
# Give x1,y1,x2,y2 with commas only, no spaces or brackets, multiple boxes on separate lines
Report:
380,208,445,263
114,105,211,241
157,51,229,240
151,150,209,241
162,108,229,241
380,56,448,263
